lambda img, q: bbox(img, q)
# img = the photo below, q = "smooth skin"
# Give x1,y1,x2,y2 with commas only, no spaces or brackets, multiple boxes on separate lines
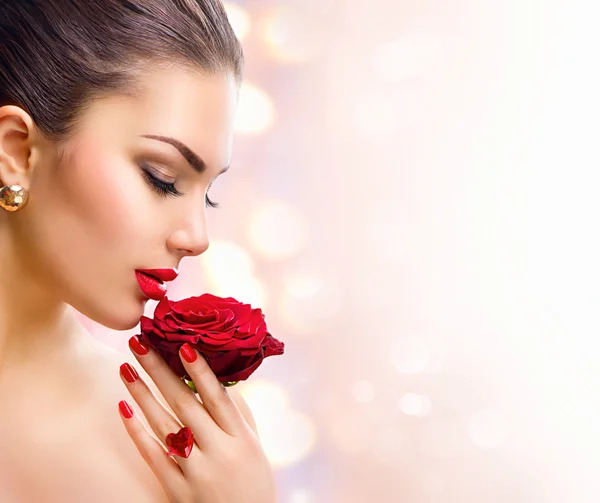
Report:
0,62,276,502
121,337,276,503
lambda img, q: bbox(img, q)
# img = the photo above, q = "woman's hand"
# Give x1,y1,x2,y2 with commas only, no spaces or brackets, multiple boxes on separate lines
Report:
118,335,277,503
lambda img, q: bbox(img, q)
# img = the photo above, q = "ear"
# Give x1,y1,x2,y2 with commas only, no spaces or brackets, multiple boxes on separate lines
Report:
0,105,38,188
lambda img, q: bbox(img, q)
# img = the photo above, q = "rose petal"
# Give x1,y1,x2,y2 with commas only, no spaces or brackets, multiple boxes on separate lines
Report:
138,294,284,383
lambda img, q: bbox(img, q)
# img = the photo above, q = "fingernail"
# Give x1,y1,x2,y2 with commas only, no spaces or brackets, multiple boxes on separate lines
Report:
119,400,134,418
129,335,149,355
180,343,197,363
120,362,139,383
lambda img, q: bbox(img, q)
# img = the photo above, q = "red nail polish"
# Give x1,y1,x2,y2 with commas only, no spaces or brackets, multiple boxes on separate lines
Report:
120,362,139,383
119,400,134,418
129,335,149,355
180,343,197,363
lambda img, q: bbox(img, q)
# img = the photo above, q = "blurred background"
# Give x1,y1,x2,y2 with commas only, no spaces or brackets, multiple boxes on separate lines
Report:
78,0,600,501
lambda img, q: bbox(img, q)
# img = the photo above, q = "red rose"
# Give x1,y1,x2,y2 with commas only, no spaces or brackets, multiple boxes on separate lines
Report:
138,294,285,387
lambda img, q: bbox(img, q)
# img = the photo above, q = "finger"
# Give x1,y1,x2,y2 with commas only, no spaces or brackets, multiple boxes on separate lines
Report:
120,362,202,471
128,336,225,448
227,386,260,438
118,400,187,500
179,343,250,437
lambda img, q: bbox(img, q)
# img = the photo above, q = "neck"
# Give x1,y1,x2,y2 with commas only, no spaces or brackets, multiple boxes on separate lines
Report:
0,220,95,378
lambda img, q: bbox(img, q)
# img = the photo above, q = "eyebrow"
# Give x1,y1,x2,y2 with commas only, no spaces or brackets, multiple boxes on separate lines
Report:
140,134,230,176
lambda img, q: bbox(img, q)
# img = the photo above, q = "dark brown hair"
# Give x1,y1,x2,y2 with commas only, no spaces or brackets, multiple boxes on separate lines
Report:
0,0,244,143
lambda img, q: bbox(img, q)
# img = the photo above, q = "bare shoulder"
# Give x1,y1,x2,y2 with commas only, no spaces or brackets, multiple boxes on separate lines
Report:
87,338,176,420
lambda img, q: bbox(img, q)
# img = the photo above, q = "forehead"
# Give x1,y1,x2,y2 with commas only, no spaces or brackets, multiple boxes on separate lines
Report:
136,65,239,132
78,65,239,170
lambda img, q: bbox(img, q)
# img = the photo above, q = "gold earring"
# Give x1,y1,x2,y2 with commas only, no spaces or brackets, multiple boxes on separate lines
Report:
0,184,29,212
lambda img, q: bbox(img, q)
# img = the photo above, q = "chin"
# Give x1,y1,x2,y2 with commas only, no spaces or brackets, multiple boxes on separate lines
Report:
72,296,145,331
102,315,143,332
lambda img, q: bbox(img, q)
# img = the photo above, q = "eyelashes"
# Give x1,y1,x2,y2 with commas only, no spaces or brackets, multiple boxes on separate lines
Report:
140,163,220,209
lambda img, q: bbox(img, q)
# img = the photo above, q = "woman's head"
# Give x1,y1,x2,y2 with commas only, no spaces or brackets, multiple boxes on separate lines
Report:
0,0,243,331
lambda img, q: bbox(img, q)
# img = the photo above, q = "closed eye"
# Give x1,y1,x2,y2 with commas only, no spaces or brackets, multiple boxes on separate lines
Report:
140,163,220,208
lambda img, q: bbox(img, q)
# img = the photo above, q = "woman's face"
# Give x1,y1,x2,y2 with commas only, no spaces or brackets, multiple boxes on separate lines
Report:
11,66,239,330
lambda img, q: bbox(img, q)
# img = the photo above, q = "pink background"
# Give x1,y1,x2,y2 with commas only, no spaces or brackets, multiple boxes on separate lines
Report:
78,1,600,501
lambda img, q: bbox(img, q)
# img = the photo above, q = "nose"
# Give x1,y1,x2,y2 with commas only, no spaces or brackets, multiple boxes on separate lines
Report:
166,208,210,259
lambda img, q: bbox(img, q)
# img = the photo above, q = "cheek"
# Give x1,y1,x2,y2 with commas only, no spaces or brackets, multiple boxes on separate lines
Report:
61,154,148,247
26,149,156,288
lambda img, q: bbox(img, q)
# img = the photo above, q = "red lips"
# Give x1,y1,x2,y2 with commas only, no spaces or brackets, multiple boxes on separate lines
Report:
136,268,179,282
135,268,178,300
